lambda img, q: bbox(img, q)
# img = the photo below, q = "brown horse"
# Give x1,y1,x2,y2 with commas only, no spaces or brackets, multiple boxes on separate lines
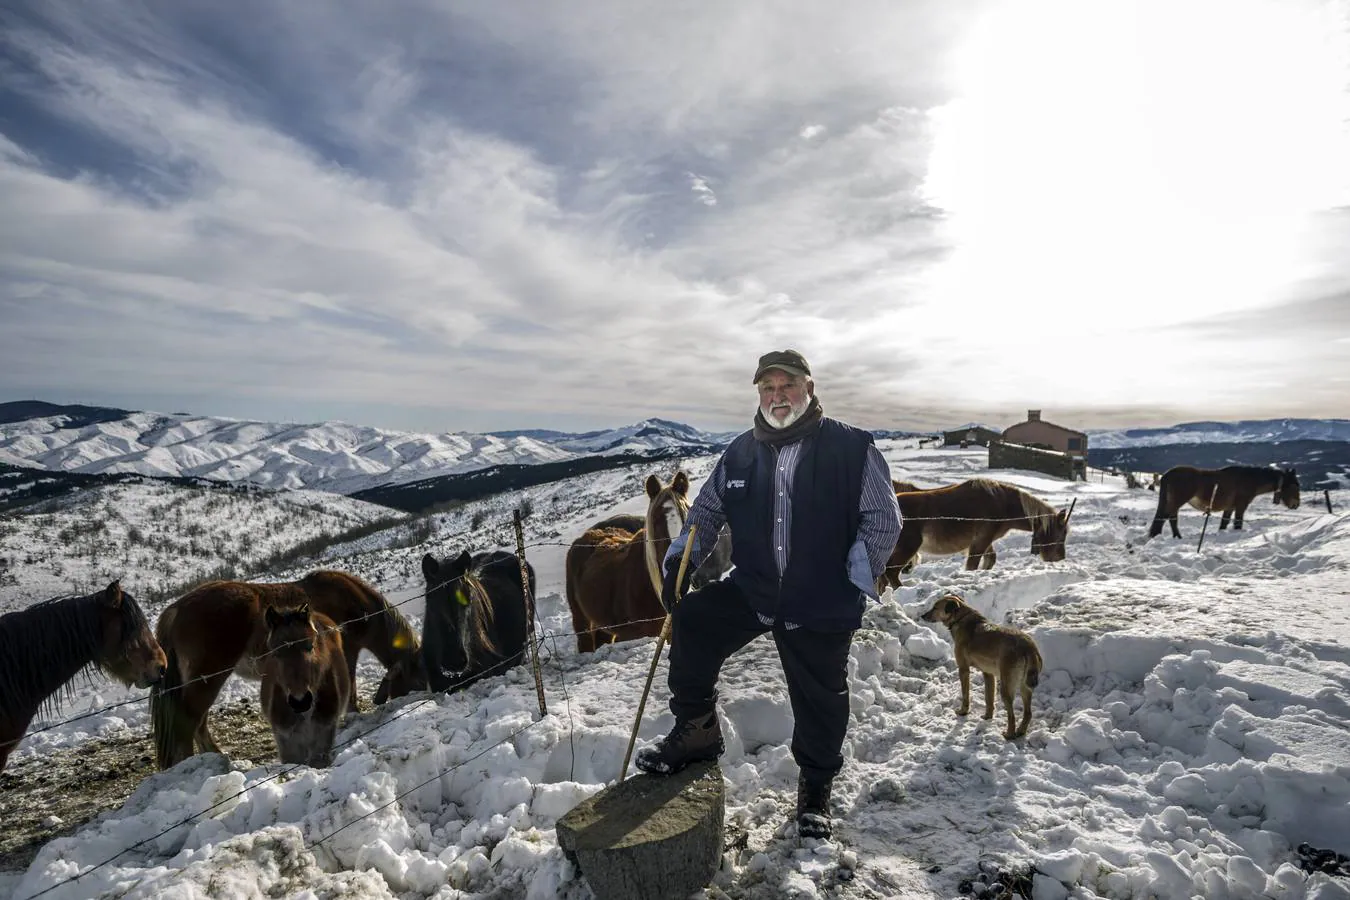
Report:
565,471,730,652
258,603,351,768
1148,465,1300,539
1,581,166,772
150,570,421,770
881,479,1073,588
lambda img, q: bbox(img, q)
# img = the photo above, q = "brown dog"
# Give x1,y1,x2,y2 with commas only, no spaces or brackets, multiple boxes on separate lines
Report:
920,594,1043,739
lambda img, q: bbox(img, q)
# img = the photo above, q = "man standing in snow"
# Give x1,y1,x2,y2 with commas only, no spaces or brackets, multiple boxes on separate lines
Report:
635,349,902,839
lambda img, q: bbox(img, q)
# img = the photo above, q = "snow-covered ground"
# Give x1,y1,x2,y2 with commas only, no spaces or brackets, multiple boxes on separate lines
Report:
3,443,1350,900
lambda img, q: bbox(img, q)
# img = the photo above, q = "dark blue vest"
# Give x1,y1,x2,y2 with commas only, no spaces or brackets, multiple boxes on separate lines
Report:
721,418,873,631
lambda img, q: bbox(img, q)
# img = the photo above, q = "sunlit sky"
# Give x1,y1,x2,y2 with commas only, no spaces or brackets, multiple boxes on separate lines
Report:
2,0,1347,435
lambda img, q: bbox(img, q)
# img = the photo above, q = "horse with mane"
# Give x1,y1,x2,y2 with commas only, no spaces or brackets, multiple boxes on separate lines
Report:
150,569,421,770
1,581,166,772
420,549,533,693
1148,465,1300,539
258,603,351,767
881,479,1073,589
565,471,733,653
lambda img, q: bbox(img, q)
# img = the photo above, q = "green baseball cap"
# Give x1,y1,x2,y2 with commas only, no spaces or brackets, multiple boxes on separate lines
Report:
753,349,811,383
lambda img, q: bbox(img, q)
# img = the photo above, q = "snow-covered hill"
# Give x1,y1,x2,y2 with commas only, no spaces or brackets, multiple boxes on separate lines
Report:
3,444,1349,900
0,404,731,494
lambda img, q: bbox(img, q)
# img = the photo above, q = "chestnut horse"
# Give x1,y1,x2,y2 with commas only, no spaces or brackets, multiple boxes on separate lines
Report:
881,479,1073,588
150,570,421,770
1148,465,1301,539
420,550,533,693
1,581,166,772
565,471,732,653
258,603,351,767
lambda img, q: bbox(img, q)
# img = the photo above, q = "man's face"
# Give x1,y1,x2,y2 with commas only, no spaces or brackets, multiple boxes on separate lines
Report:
757,370,812,428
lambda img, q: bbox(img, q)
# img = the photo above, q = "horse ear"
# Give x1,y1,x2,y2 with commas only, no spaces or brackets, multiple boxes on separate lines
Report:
456,549,473,572
421,553,439,580
101,581,124,608
645,474,662,499
673,471,690,496
265,605,282,629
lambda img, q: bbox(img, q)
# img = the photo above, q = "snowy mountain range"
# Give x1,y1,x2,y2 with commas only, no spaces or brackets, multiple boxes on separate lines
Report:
0,403,729,495
1087,418,1350,449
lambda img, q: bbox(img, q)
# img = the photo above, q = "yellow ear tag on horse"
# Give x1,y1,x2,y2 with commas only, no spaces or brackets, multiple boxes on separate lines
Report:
392,632,410,649
455,586,469,606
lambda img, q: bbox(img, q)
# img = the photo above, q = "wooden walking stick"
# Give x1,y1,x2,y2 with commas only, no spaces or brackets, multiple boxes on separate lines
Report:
1196,484,1219,553
619,524,697,783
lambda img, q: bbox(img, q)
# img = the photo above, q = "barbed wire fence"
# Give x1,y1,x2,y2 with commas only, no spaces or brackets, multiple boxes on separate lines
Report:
6,474,1348,897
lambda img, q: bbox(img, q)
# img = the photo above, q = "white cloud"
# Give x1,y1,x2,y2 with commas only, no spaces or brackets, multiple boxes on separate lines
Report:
0,0,1347,433
687,172,717,206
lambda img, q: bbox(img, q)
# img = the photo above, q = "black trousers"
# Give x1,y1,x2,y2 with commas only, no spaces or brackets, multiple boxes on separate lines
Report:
667,577,855,784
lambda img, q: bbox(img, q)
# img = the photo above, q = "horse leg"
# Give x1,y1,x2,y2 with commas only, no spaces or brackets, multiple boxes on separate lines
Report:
343,644,361,714
187,671,231,756
1219,510,1232,530
885,526,924,585
965,540,993,570
1150,484,1176,538
1234,500,1249,530
982,673,995,720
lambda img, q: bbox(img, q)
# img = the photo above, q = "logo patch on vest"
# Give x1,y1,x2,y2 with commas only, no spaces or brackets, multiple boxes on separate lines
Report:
727,478,747,489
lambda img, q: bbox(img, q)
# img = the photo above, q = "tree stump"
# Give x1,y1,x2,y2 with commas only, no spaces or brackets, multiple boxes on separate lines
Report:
555,761,725,900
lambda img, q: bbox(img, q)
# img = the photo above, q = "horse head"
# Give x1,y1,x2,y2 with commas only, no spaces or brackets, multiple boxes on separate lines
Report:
1033,506,1072,562
421,551,495,689
1275,467,1301,509
262,603,322,714
95,581,167,689
644,471,691,543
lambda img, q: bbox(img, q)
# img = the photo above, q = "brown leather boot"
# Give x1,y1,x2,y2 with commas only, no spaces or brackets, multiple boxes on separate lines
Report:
797,773,834,838
634,711,724,775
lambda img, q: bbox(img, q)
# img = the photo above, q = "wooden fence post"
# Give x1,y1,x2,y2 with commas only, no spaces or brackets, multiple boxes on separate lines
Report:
514,508,547,719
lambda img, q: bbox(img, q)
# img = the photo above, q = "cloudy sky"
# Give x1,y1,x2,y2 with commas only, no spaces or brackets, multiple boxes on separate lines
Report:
2,0,1348,436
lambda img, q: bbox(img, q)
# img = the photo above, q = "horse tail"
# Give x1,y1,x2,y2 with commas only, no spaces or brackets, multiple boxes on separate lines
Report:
1026,652,1041,688
1149,474,1171,537
150,643,186,770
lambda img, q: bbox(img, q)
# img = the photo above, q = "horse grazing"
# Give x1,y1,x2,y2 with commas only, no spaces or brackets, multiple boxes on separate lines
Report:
0,581,166,772
258,604,351,767
421,550,532,693
150,570,421,770
565,471,731,653
1148,465,1301,539
881,479,1073,588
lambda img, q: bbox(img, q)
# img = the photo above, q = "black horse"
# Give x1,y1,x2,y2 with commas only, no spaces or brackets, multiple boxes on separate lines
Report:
1,581,167,772
420,550,533,693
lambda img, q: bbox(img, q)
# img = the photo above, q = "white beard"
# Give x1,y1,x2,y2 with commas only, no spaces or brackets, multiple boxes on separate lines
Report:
762,397,810,429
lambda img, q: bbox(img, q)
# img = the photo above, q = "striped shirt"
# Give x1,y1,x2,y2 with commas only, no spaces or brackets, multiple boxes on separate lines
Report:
665,437,902,629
